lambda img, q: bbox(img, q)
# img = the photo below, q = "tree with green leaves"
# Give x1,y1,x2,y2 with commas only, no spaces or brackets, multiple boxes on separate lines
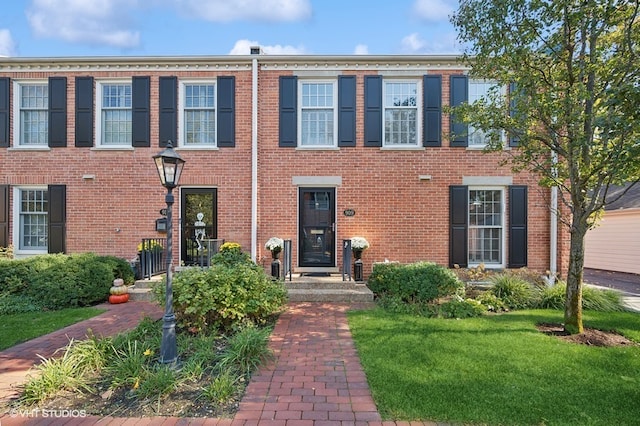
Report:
451,0,640,333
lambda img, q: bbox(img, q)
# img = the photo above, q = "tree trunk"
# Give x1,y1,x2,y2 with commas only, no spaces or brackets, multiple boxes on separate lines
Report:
564,221,587,334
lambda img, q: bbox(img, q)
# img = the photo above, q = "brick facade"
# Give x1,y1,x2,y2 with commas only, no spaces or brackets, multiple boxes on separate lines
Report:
0,54,565,279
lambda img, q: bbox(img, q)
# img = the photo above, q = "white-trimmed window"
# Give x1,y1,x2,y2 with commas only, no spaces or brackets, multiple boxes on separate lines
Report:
468,79,501,148
14,81,48,147
180,81,216,147
13,187,48,254
383,80,420,147
299,81,337,147
97,81,132,146
468,188,505,267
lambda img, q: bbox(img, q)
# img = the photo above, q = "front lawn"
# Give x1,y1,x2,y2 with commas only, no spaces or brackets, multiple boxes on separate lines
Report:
0,307,105,351
348,308,640,425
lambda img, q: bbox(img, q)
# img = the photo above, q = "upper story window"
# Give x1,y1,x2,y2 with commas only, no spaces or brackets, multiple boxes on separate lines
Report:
468,79,500,148
14,187,48,253
15,82,48,147
97,81,132,146
383,80,420,147
180,82,216,147
299,81,337,147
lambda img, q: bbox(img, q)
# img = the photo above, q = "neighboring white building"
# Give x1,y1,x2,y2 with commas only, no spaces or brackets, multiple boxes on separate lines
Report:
585,184,640,275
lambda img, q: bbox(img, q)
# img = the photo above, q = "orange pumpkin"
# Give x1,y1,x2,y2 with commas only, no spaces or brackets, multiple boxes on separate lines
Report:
109,294,129,304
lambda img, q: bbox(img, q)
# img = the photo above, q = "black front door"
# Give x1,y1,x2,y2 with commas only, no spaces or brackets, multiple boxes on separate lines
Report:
299,188,335,267
181,188,217,266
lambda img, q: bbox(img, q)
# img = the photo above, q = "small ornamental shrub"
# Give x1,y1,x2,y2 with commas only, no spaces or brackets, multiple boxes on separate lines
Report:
368,261,464,304
537,281,626,312
155,261,288,333
489,274,539,310
438,298,487,319
212,242,252,267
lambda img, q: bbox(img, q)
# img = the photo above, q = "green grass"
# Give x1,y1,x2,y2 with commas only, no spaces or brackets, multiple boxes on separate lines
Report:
348,308,640,425
0,307,105,351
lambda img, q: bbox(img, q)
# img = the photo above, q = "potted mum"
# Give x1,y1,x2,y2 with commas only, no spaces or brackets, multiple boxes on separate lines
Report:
265,237,284,278
350,237,370,260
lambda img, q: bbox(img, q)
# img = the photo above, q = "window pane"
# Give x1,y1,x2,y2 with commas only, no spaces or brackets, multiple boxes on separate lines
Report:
468,189,502,264
300,82,335,146
184,84,216,146
101,84,132,145
20,84,48,146
384,82,418,146
19,189,48,250
468,80,498,147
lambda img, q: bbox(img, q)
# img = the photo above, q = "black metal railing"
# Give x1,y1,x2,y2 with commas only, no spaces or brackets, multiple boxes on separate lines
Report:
138,238,167,279
196,238,225,267
342,239,352,281
283,239,292,281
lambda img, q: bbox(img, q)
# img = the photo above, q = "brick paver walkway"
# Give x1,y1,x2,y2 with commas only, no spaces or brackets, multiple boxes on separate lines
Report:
1,301,439,425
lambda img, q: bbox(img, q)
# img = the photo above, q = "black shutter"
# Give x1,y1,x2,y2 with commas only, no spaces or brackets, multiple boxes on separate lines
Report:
159,76,177,148
279,76,297,147
0,185,8,247
450,75,468,147
48,77,67,147
217,76,236,148
48,184,66,254
450,185,468,268
509,185,528,268
75,77,94,147
0,77,8,147
364,75,382,147
509,82,520,147
132,76,150,147
338,75,356,147
423,75,442,147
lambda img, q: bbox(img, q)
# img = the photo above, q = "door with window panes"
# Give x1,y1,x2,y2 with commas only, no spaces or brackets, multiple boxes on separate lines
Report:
299,188,335,267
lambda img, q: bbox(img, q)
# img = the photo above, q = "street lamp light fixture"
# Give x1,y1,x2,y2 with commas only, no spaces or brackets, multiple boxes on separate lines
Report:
153,140,185,365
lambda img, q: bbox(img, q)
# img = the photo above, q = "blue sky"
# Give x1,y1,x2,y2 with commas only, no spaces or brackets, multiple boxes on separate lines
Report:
0,0,461,57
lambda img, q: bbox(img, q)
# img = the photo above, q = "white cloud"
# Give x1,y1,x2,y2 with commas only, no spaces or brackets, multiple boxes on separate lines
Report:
412,0,455,22
26,0,141,48
179,0,312,22
353,44,368,55
228,39,306,55
0,29,16,56
401,31,460,54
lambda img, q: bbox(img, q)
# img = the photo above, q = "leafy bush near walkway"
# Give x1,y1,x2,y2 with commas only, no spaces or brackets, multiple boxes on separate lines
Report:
0,253,134,313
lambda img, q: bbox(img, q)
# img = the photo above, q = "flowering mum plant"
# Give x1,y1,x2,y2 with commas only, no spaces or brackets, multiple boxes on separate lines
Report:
351,237,370,251
265,237,284,252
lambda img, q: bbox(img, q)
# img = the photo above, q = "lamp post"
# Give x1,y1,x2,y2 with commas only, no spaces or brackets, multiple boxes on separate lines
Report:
153,141,185,365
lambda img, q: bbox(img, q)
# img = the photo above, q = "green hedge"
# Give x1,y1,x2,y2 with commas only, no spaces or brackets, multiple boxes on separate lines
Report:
0,253,134,311
367,261,464,303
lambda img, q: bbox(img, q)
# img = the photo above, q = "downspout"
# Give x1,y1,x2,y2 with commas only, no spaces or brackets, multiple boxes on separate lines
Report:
547,151,559,286
250,52,259,261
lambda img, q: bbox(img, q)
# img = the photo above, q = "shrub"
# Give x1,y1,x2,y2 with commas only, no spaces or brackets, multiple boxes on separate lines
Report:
155,262,287,333
0,294,43,315
475,291,507,312
368,261,464,304
99,255,135,285
211,242,252,266
537,281,626,312
489,274,539,310
438,298,487,319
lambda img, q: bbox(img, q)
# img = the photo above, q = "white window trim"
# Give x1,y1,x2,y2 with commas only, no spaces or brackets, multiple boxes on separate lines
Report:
382,78,422,149
297,79,338,149
12,79,49,149
178,79,218,149
467,186,506,269
12,186,48,258
95,79,133,149
467,79,506,150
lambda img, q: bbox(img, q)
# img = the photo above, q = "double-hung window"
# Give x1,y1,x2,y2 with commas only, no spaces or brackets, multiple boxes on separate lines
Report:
299,81,336,147
181,82,216,147
468,188,505,267
98,82,132,146
14,187,48,253
384,80,420,147
468,79,500,148
15,82,48,147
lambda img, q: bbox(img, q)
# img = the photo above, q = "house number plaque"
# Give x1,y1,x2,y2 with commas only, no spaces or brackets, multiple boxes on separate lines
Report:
343,209,356,216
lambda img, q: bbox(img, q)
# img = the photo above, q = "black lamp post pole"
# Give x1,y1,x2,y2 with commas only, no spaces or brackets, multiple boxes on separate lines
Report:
160,187,177,364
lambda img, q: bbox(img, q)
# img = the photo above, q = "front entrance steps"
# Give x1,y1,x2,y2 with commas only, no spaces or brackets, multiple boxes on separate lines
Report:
285,274,374,303
128,273,375,304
